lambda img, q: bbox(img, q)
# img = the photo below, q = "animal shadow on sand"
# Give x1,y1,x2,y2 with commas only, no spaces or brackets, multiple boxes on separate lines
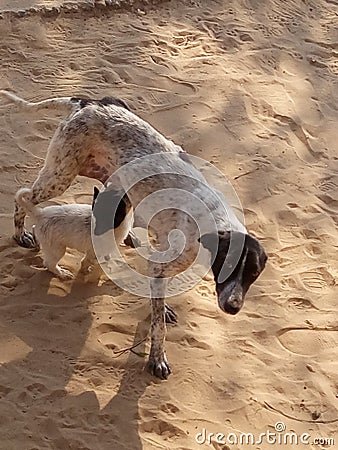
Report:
0,247,154,450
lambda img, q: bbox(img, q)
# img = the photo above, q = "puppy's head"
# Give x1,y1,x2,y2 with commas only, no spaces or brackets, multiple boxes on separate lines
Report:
199,231,267,314
92,187,130,236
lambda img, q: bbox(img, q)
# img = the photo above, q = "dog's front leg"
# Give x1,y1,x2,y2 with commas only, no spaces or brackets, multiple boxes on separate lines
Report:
147,277,171,379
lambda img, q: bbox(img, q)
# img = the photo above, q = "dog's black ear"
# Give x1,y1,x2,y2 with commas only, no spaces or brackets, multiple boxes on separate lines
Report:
198,231,231,253
199,233,219,253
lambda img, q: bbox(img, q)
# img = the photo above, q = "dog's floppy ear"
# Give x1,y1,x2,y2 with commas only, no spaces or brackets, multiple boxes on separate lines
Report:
92,186,100,210
198,231,230,254
198,233,217,252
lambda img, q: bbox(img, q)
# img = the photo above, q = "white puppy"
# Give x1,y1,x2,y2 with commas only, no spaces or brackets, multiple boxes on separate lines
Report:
15,187,133,280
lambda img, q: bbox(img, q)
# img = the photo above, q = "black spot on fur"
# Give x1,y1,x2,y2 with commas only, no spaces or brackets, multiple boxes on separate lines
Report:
71,97,92,109
99,97,130,111
71,96,130,111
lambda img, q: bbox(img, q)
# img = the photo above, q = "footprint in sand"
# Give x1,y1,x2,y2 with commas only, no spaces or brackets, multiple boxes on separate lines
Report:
303,243,322,258
318,176,338,194
182,334,211,351
26,382,47,399
0,274,18,289
160,402,180,414
0,385,12,398
277,328,338,356
286,297,319,311
196,283,214,298
139,417,185,439
317,193,338,210
96,323,131,351
31,119,54,140
300,268,335,291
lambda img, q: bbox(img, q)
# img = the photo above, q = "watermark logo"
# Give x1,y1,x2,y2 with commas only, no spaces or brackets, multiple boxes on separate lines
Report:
91,153,246,298
195,422,335,446
274,422,286,433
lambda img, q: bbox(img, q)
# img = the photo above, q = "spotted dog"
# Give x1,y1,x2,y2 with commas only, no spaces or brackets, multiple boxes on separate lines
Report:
1,90,267,379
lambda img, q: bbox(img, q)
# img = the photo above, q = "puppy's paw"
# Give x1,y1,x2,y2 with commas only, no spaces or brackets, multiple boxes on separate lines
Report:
57,267,75,281
147,354,171,380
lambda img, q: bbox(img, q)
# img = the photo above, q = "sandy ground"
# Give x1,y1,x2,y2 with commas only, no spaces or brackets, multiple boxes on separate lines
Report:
0,0,337,449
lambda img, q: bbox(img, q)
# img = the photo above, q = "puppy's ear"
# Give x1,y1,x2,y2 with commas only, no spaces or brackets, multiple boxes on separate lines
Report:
92,186,100,210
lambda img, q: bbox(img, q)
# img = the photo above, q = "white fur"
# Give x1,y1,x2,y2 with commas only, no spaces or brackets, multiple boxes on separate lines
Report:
15,188,131,279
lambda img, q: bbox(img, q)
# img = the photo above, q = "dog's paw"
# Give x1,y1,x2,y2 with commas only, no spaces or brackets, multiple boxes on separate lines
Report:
57,267,75,281
147,354,171,380
14,230,38,249
165,304,177,324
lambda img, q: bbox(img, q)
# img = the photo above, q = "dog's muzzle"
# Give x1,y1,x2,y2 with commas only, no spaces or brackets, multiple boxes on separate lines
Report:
217,279,244,315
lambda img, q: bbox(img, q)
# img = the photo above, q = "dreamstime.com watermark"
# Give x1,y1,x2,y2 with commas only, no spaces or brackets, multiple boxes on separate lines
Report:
195,422,335,446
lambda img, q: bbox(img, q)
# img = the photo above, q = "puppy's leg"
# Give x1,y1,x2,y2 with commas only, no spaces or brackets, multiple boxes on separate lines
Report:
147,276,171,380
41,244,74,280
14,165,76,248
80,249,97,274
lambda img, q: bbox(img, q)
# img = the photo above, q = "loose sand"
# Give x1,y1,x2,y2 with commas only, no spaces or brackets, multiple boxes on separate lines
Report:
0,1,337,449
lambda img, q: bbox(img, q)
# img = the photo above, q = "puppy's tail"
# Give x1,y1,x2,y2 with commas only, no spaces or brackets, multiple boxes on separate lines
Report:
0,90,78,113
15,188,42,219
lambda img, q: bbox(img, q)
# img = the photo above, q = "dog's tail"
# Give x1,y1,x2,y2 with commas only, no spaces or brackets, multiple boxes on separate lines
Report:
0,90,77,113
15,188,42,219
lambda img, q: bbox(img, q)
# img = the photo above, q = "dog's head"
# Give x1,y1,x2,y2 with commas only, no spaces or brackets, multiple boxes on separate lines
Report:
92,186,130,235
199,231,267,314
